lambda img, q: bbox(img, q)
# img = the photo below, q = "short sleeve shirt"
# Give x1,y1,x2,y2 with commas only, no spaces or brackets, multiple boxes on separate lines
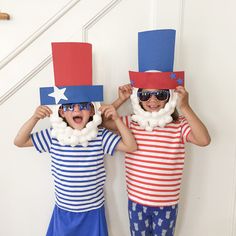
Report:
122,115,191,207
31,127,121,212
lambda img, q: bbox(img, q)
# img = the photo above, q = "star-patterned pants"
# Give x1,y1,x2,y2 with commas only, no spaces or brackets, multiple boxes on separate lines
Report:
128,199,178,236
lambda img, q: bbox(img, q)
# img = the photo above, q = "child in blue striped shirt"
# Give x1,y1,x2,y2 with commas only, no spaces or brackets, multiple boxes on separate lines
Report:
14,103,137,236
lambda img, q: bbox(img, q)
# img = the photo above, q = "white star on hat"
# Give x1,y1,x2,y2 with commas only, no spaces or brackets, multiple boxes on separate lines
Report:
48,87,68,104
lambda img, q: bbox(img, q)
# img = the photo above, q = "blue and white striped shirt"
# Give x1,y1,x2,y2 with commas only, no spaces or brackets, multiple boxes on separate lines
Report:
31,128,121,213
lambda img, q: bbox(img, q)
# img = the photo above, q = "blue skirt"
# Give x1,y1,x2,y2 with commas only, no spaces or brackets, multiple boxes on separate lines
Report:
46,205,108,236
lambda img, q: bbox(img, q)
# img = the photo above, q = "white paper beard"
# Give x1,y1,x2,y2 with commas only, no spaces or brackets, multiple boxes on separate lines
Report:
130,88,178,131
49,102,102,147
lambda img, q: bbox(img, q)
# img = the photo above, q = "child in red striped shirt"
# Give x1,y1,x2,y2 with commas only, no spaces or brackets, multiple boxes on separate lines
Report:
103,29,210,236
105,84,210,236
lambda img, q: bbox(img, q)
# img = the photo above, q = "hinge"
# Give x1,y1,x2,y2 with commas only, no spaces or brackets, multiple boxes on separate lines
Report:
0,12,10,20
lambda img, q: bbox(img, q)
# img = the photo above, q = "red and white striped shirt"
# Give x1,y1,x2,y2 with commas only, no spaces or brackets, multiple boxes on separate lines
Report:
122,115,191,207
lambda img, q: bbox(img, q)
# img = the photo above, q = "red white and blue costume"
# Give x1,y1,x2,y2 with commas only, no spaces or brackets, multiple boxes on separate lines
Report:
124,29,190,236
36,42,121,236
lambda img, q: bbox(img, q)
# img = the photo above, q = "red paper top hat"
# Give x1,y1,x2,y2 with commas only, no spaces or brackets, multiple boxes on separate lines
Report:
40,42,103,105
52,42,92,86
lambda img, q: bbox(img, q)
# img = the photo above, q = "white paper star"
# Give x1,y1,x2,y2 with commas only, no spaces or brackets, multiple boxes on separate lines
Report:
48,87,68,104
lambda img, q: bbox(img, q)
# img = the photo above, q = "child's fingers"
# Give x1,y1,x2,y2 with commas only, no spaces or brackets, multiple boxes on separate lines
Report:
36,106,52,118
175,86,186,93
102,107,112,118
119,86,127,93
41,106,52,117
124,84,132,91
123,88,132,95
119,84,132,92
38,112,47,119
44,106,52,113
105,110,118,120
175,87,186,97
104,107,114,116
104,110,113,119
99,105,109,114
119,84,129,89
99,105,114,115
100,105,117,119
37,110,49,118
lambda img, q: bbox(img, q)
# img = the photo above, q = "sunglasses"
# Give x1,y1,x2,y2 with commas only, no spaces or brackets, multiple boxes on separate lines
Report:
60,102,92,112
137,90,170,102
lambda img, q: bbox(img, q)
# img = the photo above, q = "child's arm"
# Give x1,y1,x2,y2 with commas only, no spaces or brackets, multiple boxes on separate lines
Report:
112,84,132,109
102,84,132,131
14,105,52,147
175,86,211,146
100,104,137,152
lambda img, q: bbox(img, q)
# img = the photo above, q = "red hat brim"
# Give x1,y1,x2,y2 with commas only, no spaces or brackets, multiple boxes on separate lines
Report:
129,71,184,89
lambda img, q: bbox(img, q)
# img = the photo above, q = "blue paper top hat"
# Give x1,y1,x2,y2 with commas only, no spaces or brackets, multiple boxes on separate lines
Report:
130,29,184,89
138,29,176,72
40,42,103,105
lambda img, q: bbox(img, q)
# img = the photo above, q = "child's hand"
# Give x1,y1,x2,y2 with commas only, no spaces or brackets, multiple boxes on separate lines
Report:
99,104,119,121
33,105,52,121
175,86,190,111
118,84,132,102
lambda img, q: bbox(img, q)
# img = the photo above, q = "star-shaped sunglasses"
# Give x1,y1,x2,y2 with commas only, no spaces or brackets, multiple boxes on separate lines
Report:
60,102,92,112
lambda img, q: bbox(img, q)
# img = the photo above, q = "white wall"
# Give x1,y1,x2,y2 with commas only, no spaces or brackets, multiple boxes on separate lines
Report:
176,0,236,235
0,0,236,236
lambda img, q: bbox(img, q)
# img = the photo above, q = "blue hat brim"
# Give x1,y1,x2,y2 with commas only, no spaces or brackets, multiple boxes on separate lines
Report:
40,85,103,105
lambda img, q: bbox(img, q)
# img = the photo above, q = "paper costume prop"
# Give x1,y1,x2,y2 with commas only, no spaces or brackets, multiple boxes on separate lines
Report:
40,42,103,147
129,29,185,131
